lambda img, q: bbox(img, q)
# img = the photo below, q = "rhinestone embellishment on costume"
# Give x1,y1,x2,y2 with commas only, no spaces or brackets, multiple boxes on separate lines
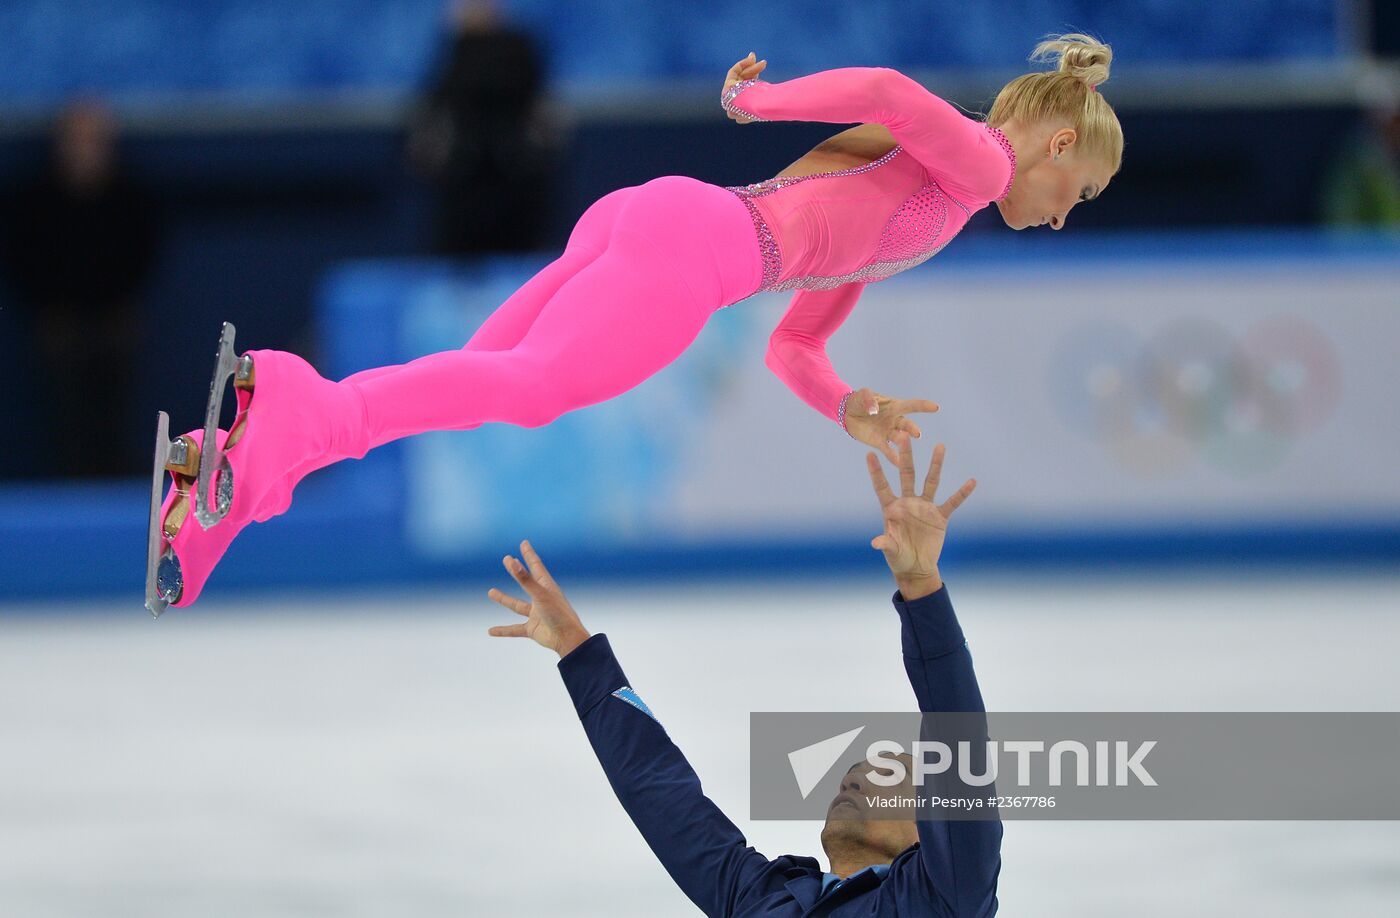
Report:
721,79,767,122
731,144,904,198
733,194,782,292
985,125,1016,200
837,390,858,439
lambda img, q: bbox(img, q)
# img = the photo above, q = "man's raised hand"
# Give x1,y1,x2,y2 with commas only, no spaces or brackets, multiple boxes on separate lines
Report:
866,433,976,600
487,540,591,659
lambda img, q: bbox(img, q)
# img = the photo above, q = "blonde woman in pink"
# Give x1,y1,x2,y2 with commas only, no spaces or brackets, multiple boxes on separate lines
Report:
146,33,1123,613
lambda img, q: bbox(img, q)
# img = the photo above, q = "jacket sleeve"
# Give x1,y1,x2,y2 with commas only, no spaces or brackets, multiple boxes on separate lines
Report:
894,586,1002,917
558,633,772,917
722,67,1012,203
764,282,863,423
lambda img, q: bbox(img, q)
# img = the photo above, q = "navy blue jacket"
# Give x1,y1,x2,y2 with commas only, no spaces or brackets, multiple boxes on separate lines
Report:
557,585,1002,916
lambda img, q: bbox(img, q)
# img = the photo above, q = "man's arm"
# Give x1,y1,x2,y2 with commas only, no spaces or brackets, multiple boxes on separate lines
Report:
487,542,771,918
896,586,1002,918
558,633,772,917
866,437,1001,917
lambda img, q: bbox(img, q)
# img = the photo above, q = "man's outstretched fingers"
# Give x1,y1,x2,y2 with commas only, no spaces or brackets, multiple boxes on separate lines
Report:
504,555,543,597
867,452,896,507
487,587,529,617
897,432,916,497
940,478,978,518
520,540,553,586
921,443,946,500
488,623,530,638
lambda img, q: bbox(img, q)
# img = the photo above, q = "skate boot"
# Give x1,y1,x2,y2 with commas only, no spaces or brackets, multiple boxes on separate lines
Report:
145,323,369,615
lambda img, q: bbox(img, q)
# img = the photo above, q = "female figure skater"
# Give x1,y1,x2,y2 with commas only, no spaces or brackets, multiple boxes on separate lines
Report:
146,33,1123,614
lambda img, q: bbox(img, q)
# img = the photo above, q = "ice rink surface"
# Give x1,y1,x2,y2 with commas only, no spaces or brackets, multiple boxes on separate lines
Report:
2,572,1398,917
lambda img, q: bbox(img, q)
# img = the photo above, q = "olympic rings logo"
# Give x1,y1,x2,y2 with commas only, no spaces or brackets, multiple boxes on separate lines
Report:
1048,316,1340,476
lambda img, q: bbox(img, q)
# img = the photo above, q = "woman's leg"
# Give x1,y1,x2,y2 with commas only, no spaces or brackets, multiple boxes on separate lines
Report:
265,187,633,504
340,187,635,388
347,177,763,448
350,229,711,449
336,245,604,391
270,178,758,477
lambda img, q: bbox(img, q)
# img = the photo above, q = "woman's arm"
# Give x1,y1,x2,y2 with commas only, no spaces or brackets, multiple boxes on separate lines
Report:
766,284,940,461
764,283,865,423
722,64,1012,203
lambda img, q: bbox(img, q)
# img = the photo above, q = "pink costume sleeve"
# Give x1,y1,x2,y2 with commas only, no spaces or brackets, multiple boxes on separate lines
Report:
764,282,864,425
722,67,1012,203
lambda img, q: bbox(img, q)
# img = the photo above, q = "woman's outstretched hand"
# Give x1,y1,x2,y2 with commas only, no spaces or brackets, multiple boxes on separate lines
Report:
842,387,940,464
723,52,767,123
487,540,591,659
866,433,976,601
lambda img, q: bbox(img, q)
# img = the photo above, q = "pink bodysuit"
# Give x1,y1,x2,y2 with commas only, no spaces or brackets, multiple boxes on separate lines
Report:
720,68,1016,424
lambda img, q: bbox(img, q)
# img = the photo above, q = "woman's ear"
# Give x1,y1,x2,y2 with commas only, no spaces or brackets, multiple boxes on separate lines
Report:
1050,127,1078,159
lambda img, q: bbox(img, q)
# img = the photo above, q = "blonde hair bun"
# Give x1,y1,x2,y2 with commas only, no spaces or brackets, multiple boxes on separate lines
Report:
1030,33,1112,89
988,31,1123,173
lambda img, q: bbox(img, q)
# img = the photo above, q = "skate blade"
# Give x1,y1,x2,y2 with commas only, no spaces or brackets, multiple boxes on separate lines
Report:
145,411,176,618
194,322,239,530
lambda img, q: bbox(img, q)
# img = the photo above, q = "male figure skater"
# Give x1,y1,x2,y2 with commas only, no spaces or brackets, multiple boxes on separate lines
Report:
487,432,1000,916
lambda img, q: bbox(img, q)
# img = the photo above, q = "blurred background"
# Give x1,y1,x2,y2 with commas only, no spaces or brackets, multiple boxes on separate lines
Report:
0,1,1397,916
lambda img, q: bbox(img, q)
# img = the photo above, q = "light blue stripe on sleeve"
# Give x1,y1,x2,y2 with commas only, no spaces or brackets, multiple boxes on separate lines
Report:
611,686,659,722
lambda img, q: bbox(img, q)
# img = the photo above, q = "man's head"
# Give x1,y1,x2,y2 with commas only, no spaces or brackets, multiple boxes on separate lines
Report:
820,753,919,873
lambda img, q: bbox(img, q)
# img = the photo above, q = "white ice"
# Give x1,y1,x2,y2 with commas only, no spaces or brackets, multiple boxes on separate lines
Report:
2,572,1398,917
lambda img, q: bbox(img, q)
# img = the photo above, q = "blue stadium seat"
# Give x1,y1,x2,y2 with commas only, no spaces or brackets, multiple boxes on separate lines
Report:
0,0,1344,105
